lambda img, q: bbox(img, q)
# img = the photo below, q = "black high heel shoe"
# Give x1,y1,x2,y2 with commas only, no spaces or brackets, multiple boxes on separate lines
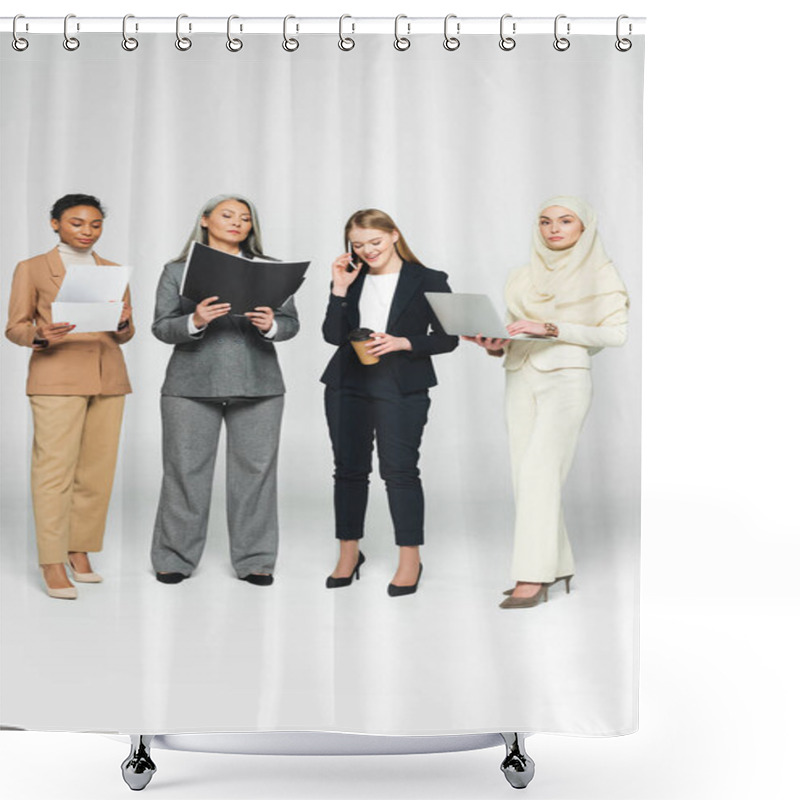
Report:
326,551,366,588
241,574,274,586
156,572,187,584
387,563,423,597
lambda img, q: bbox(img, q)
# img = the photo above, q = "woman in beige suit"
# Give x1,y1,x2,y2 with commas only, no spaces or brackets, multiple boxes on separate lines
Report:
5,194,134,599
466,196,628,609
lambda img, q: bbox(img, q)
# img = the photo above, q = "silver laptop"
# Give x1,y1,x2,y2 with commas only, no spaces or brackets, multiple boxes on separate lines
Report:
424,292,536,340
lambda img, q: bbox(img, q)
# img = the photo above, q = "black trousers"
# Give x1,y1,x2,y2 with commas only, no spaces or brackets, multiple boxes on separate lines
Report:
324,371,430,547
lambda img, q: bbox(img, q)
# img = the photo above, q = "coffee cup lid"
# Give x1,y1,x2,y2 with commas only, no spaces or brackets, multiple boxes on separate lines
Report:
348,328,374,342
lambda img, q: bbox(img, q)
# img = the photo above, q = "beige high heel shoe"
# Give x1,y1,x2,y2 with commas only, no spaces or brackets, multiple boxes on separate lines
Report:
67,554,103,583
40,567,78,600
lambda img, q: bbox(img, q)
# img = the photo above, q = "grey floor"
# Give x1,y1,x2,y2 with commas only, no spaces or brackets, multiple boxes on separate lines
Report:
0,484,637,735
1,580,794,800
2,484,796,799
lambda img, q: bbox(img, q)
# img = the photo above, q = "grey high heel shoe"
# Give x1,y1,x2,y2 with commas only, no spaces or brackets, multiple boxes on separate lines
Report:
503,574,573,596
499,584,548,609
551,574,573,594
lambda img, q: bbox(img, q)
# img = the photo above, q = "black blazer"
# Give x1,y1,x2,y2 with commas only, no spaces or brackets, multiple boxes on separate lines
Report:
321,260,458,393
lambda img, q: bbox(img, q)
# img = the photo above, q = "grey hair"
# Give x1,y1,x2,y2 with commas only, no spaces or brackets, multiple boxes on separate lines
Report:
173,194,266,262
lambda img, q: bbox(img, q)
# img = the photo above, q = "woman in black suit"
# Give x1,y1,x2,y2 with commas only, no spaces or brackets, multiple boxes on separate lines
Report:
321,209,458,596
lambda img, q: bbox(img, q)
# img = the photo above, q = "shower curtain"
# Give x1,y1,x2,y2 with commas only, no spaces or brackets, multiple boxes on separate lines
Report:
0,25,643,737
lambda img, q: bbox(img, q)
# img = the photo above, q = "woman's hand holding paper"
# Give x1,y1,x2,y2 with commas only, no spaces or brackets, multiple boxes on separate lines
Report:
117,301,132,329
34,321,75,346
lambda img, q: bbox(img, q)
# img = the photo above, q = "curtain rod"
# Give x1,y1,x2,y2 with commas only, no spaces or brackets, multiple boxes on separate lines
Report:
1,16,646,36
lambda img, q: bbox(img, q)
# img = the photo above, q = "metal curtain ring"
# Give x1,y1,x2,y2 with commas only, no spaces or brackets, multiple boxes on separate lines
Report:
122,14,139,51
283,15,299,52
443,14,460,51
394,15,410,51
338,14,355,51
615,15,632,51
63,13,80,51
226,15,243,51
553,14,570,51
175,14,192,50
499,13,516,51
12,14,29,51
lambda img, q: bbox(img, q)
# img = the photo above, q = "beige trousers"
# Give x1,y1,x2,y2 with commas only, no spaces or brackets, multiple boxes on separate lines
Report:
505,363,592,583
29,394,125,565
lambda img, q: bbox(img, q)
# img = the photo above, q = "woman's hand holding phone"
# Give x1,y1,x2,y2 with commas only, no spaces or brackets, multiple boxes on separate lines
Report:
331,252,361,297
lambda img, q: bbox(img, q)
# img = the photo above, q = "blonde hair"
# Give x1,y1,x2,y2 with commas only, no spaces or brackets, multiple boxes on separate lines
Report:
173,194,266,262
344,209,421,265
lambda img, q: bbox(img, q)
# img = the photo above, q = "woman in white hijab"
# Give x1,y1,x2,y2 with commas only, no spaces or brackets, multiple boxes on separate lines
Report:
465,196,629,609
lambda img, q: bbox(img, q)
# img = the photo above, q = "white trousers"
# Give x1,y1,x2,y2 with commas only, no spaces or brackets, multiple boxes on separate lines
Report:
505,363,592,583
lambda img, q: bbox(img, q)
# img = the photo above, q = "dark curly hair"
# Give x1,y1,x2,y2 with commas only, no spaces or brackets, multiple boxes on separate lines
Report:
50,194,106,221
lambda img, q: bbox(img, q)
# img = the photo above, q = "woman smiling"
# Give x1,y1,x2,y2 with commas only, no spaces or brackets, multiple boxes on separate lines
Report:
321,209,458,597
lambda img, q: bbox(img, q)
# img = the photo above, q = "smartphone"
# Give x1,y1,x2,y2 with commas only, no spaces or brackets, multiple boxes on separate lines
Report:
346,244,362,273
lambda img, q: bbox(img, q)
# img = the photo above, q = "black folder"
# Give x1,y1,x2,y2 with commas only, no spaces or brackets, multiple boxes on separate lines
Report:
180,242,309,314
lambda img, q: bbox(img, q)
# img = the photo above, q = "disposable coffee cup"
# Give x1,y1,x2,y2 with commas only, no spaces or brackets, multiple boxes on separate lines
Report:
349,328,379,365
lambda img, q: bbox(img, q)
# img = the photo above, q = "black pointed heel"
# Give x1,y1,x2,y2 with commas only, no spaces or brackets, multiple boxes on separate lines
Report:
326,551,366,588
387,563,423,597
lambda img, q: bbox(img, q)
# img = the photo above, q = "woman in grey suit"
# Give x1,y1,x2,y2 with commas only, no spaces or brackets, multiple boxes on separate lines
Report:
150,195,299,585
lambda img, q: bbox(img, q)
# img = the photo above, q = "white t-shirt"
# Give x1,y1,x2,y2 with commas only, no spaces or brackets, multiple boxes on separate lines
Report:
359,272,400,332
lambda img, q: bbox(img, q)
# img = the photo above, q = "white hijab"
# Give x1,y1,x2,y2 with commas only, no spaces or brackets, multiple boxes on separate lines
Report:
504,196,629,327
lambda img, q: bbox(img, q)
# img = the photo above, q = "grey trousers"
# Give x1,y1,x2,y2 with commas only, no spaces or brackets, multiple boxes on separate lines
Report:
151,394,284,578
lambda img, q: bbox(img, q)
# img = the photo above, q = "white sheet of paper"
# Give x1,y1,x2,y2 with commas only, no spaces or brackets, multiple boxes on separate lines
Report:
56,265,131,302
51,301,124,333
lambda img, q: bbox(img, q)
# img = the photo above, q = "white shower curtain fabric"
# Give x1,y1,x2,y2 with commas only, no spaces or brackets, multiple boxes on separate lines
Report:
0,32,643,735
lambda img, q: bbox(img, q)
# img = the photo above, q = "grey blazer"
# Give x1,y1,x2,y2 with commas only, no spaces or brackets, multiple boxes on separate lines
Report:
152,259,300,398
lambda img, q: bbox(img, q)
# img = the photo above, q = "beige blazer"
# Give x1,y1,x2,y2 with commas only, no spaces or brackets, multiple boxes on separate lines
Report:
5,247,134,395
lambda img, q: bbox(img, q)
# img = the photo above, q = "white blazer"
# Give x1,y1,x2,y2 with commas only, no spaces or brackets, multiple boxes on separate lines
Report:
505,321,628,372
